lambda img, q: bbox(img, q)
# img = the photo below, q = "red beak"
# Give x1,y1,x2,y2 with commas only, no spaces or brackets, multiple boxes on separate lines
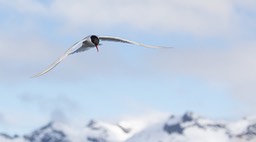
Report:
96,45,99,52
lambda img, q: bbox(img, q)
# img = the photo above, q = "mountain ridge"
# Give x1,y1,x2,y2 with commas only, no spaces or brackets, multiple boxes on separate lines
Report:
1,112,256,142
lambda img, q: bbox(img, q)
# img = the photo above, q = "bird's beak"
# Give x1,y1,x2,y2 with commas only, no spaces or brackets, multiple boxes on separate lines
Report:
96,45,99,52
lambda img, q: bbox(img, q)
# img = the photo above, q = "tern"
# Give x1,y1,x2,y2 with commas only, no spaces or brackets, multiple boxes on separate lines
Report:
32,35,170,78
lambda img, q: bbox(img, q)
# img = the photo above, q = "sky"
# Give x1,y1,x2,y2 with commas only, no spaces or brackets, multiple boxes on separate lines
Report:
1,0,256,135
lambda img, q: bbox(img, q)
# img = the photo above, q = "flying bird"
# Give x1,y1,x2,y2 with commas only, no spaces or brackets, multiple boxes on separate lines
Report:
32,35,171,78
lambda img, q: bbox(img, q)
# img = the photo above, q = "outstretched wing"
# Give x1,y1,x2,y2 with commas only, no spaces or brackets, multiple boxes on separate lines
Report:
98,36,172,49
31,37,90,78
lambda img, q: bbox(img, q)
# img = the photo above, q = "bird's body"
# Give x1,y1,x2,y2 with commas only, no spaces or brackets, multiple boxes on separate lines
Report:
32,35,171,78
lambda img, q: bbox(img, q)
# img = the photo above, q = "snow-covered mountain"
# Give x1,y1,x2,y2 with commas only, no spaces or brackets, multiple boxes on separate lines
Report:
1,112,256,142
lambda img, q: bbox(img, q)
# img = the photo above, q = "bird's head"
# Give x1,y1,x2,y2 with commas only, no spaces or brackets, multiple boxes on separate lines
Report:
91,35,100,52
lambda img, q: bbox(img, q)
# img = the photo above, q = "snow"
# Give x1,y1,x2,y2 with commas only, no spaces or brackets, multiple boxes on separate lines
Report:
184,126,229,142
1,112,256,142
227,119,250,135
0,137,24,142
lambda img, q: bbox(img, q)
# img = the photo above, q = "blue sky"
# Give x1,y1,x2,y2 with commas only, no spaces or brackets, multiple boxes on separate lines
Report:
1,0,256,135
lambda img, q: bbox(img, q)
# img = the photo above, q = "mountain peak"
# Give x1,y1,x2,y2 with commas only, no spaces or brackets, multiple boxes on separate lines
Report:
0,133,19,139
182,111,199,122
87,119,100,130
2,112,256,142
161,112,198,135
24,121,69,142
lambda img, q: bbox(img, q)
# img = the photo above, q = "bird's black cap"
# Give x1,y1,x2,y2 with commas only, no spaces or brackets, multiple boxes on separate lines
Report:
91,35,99,46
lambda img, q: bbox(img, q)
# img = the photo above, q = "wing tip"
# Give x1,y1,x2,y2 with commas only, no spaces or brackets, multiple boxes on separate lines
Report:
30,70,49,78
30,73,43,78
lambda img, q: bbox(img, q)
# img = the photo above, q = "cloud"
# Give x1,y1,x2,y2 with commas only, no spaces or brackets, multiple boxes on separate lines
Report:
50,109,68,123
234,0,256,12
0,0,252,36
0,113,6,125
146,41,256,115
155,44,256,84
0,36,54,63
18,93,79,112
16,93,82,124
47,0,236,36
0,34,60,82
0,0,47,15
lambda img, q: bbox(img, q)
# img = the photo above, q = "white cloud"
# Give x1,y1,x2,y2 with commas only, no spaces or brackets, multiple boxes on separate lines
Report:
47,0,236,36
184,127,230,142
16,93,81,127
50,109,68,123
0,33,61,81
234,0,256,12
146,41,256,115
1,0,251,36
0,113,6,126
0,0,47,15
0,36,53,63
18,93,79,112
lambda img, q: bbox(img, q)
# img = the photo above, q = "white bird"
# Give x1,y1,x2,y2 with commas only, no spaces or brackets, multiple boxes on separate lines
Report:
32,35,171,78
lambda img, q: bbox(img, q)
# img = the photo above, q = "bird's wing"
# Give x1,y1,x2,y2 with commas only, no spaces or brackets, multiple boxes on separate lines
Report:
31,37,89,78
98,36,172,48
